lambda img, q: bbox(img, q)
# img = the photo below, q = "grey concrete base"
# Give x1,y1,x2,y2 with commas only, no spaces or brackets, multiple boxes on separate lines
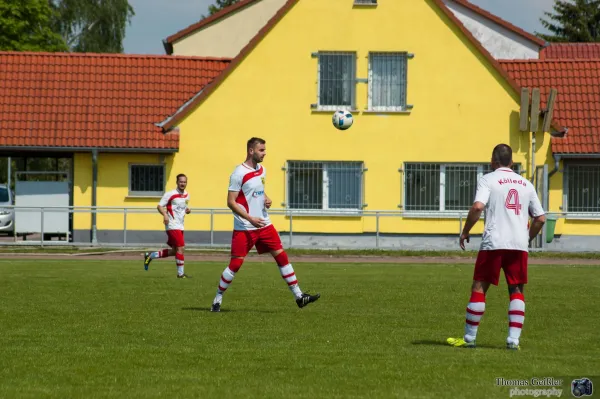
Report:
544,235,600,252
71,230,599,252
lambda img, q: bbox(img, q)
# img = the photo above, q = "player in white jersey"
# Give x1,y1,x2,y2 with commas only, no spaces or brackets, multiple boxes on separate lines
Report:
447,144,546,350
210,137,320,312
143,174,191,278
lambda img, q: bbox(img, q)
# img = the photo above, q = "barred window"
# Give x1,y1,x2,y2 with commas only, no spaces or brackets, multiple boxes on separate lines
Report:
317,52,356,110
369,52,407,111
129,165,165,196
566,164,600,213
287,161,364,210
404,163,521,212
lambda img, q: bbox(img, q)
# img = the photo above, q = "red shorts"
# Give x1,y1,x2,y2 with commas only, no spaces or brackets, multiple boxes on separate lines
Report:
231,224,283,257
473,250,528,286
166,230,185,248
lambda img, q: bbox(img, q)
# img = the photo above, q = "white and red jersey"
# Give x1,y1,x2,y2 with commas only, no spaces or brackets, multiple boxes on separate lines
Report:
158,189,189,231
474,167,545,252
228,163,271,231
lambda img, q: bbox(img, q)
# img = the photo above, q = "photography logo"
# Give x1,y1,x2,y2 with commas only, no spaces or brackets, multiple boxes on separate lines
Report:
571,378,593,398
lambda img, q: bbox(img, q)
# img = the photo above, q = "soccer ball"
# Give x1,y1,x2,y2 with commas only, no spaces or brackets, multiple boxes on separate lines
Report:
332,110,354,130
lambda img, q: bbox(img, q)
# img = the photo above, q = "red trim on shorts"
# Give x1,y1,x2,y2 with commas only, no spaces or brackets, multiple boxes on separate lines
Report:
509,322,523,328
466,307,484,316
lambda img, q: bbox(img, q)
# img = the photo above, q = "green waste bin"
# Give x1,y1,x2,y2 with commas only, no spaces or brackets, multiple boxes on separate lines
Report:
545,215,558,244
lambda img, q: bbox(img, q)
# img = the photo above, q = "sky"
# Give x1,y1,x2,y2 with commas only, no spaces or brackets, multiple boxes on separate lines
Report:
122,0,555,55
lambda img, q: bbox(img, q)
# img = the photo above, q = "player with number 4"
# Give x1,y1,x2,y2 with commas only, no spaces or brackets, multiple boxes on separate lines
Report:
447,144,546,350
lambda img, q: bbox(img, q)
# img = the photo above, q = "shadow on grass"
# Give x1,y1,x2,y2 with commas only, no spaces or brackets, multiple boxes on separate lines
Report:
411,340,503,350
181,307,278,314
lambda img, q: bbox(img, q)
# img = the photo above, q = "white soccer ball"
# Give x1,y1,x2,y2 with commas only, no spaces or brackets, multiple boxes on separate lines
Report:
332,110,354,130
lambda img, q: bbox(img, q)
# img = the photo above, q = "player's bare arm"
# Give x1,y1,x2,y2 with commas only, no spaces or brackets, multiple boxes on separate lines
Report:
459,201,485,250
227,190,266,228
157,205,169,226
264,193,272,209
528,214,546,242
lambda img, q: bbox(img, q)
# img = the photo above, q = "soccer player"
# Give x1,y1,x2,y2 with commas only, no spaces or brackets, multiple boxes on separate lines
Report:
210,137,320,312
447,144,546,350
143,174,191,278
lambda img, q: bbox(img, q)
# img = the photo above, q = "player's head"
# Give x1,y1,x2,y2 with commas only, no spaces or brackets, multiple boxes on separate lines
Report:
176,174,187,191
491,144,513,170
247,137,266,163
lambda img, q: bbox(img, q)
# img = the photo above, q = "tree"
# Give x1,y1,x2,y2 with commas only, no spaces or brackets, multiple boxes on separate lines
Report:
51,0,135,53
206,0,241,16
538,0,600,42
0,0,68,51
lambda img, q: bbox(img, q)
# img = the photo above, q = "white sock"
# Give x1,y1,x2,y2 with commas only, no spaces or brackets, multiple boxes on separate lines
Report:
213,293,223,305
507,293,525,345
279,263,302,299
464,292,486,343
177,265,184,276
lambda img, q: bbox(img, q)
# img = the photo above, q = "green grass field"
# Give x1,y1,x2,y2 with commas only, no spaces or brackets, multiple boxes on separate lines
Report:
1,259,598,398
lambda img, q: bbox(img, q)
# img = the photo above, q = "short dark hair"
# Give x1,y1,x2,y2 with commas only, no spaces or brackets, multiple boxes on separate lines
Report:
176,173,187,182
492,144,512,167
247,137,266,150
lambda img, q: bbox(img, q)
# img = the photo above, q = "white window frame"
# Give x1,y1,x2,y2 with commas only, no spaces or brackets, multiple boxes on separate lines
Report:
315,52,357,111
564,163,600,214
402,163,522,215
128,164,165,197
368,52,408,112
285,161,365,214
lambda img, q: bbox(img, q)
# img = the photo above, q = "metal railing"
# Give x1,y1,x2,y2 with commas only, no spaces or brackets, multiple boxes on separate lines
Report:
0,205,598,251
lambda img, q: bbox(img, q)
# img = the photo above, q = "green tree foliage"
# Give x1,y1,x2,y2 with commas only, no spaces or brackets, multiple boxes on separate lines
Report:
0,0,68,51
51,0,135,53
207,0,241,16
539,0,600,42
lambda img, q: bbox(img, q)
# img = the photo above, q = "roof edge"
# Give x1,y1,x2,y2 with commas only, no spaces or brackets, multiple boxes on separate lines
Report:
447,0,546,47
433,0,565,134
159,0,299,132
165,0,261,45
0,50,232,62
0,146,179,153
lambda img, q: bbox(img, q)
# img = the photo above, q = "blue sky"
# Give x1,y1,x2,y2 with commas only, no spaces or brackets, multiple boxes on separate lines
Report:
123,0,555,55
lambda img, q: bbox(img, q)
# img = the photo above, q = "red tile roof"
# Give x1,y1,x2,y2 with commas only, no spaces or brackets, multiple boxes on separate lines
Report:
501,60,600,154
448,0,546,47
164,0,261,54
0,52,230,151
540,43,600,60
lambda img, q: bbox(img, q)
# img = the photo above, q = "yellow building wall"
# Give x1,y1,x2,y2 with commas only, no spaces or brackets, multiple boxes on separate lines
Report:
168,0,553,235
72,0,596,238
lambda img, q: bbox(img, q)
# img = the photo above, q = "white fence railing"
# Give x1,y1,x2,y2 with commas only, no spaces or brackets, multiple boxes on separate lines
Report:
0,206,597,251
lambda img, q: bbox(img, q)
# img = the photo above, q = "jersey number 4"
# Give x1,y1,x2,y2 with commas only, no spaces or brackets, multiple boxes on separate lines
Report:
505,189,522,215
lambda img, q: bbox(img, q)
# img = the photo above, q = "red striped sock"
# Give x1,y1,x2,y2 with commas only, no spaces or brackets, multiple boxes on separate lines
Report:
508,293,525,345
217,258,244,294
276,252,302,299
175,253,184,275
464,291,486,342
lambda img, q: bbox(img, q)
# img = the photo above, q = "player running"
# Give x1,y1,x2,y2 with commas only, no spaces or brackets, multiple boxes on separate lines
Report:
210,137,320,312
447,144,546,350
143,174,191,278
